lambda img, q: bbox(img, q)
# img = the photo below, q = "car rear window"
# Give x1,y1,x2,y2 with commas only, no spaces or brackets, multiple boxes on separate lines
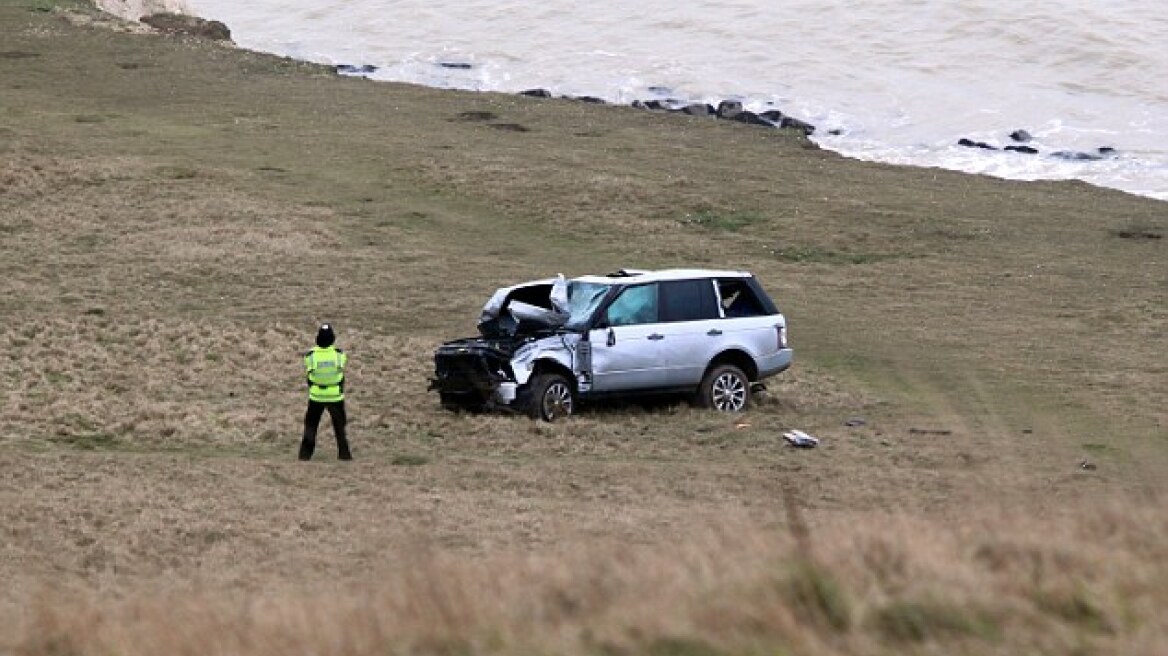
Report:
718,278,770,318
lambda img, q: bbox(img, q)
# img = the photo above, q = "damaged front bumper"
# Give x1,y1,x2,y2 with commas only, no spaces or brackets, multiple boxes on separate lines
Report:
429,339,521,410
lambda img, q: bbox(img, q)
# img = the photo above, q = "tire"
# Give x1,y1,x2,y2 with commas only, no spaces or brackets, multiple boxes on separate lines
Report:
526,373,575,421
698,364,750,412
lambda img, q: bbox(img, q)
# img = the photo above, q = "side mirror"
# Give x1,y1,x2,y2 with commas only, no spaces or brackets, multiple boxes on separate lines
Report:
606,328,616,347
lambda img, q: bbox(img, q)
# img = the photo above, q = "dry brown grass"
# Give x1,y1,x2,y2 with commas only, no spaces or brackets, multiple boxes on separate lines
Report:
1,1,1166,654
8,500,1168,655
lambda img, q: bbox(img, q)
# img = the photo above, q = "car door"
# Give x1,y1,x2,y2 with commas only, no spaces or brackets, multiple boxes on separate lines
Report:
715,276,781,357
588,283,671,391
653,278,723,386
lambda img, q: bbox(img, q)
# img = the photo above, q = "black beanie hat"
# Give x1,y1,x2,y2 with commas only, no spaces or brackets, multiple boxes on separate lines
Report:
316,323,336,347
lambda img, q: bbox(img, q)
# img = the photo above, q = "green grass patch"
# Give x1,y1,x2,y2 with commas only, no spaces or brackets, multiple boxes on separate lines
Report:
871,599,998,643
409,637,472,656
1034,589,1114,634
1081,443,1114,454
644,637,727,656
779,562,852,632
155,165,199,180
50,432,120,451
45,371,72,384
679,210,766,232
771,246,903,265
391,454,429,466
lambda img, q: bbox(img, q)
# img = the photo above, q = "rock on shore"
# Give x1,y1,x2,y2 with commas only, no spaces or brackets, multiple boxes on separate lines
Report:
95,0,193,21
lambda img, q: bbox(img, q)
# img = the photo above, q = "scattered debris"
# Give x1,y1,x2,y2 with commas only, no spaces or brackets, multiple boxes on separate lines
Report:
1079,460,1097,471
1022,428,1033,434
734,422,751,429
783,429,819,448
844,417,866,427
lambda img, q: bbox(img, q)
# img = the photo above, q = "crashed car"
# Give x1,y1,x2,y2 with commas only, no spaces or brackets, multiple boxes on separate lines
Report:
429,268,793,420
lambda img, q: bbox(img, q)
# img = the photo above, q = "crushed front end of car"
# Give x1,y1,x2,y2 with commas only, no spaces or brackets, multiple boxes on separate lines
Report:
429,275,577,413
430,336,527,411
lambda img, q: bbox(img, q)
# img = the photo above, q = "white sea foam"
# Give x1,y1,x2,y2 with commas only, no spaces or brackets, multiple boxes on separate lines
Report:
186,0,1168,201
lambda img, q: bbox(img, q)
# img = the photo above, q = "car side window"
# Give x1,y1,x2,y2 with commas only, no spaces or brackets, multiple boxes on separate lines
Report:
717,279,767,318
605,284,659,326
660,279,720,322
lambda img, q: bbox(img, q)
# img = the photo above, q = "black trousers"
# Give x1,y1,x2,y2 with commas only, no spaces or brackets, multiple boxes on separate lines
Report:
300,400,351,460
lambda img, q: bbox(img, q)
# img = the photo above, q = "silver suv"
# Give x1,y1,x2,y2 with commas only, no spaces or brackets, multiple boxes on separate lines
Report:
429,269,793,420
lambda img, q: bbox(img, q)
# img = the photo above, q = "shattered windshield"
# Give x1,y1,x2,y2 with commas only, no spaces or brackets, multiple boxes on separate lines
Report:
564,281,611,330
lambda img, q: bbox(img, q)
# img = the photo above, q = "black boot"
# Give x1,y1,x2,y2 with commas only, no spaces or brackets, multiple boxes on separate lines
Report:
298,436,315,461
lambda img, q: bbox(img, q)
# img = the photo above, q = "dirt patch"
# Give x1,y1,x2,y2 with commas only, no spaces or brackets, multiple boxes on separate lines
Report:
488,122,531,132
456,110,498,122
1113,228,1163,240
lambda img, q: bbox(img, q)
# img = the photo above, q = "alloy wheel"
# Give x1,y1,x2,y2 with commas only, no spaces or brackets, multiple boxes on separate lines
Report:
711,372,747,411
541,381,574,420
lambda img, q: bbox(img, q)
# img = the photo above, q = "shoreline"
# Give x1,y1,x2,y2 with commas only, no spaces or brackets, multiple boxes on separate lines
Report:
85,0,1165,202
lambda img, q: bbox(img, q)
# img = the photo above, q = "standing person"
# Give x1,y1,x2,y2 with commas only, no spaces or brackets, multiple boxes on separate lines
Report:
299,323,352,461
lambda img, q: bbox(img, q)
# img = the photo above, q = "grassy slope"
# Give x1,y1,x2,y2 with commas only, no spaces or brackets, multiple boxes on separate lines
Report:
1,2,1166,654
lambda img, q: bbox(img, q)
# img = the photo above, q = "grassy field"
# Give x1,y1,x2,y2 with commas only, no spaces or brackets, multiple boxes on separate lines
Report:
1,1,1166,654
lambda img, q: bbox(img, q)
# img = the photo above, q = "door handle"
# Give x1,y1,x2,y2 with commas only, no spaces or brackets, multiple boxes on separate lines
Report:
706,329,723,336
647,333,665,341
606,328,616,347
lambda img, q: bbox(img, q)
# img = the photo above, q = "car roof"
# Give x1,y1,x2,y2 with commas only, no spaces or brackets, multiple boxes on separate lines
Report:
573,268,753,285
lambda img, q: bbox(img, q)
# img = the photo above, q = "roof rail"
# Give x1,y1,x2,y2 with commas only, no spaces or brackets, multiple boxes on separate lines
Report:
605,268,648,278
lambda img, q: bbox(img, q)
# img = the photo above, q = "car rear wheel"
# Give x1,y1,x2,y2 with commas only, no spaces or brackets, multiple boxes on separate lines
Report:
526,373,574,421
698,364,750,412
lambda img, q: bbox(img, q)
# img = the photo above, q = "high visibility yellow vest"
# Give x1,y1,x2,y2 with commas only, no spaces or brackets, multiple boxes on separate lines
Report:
305,346,346,402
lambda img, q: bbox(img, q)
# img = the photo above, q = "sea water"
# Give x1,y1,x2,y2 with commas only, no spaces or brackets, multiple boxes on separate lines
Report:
186,0,1168,201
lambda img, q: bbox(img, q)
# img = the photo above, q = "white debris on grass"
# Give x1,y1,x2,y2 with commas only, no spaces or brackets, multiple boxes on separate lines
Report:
783,429,819,448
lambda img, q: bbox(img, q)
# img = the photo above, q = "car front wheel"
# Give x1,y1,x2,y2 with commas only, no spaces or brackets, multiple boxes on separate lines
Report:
526,373,574,421
698,364,750,412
